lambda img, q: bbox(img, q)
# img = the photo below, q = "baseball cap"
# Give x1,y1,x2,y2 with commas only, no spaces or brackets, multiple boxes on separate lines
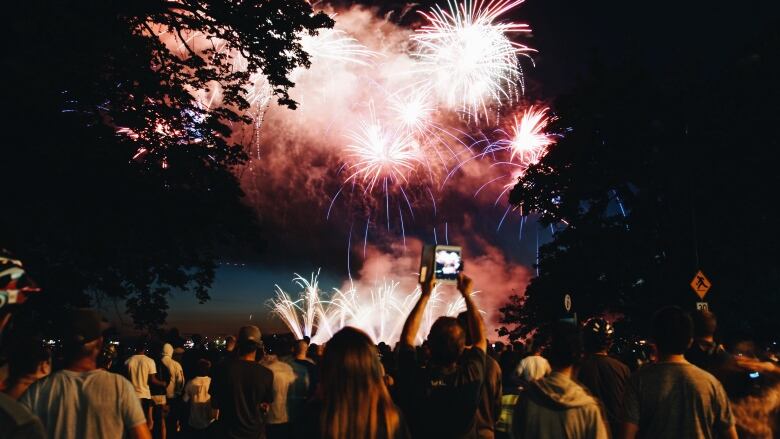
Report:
1,251,41,308
237,325,262,346
63,309,108,345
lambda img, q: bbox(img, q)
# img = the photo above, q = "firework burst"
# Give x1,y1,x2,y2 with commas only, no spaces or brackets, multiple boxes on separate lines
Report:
508,106,554,166
389,90,436,134
412,0,535,122
343,110,422,193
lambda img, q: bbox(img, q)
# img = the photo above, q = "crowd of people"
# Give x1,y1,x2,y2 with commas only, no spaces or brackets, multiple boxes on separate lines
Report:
3,256,780,438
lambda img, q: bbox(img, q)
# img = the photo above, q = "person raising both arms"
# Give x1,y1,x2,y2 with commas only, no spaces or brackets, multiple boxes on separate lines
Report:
396,272,488,438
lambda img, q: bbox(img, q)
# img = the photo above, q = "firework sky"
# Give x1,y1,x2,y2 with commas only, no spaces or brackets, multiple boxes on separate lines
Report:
151,0,776,337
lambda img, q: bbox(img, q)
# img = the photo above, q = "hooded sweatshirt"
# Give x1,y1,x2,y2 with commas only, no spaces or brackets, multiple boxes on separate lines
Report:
512,371,608,439
161,343,185,399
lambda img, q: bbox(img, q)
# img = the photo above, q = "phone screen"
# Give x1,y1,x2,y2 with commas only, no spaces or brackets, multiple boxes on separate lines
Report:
434,246,462,282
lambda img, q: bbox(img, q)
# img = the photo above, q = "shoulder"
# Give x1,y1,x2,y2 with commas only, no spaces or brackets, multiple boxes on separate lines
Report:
519,355,540,365
682,363,725,389
0,392,39,427
254,363,274,379
276,360,294,372
463,346,487,361
604,355,631,372
92,369,135,392
23,370,65,398
486,355,501,374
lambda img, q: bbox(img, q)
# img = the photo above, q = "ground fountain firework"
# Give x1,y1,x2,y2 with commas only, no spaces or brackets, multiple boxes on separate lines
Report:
269,271,481,344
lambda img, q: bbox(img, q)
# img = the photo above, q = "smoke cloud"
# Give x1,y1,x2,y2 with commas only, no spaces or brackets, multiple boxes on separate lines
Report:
232,5,538,338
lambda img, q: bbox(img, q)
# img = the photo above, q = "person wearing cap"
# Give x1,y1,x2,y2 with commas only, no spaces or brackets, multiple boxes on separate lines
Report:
211,325,274,439
0,252,46,439
19,309,152,439
577,317,630,437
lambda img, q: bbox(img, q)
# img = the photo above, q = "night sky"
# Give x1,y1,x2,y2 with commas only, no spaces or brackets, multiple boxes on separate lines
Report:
147,0,779,337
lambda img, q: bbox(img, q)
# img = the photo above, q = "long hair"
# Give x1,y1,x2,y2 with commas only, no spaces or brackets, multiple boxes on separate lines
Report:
319,327,400,439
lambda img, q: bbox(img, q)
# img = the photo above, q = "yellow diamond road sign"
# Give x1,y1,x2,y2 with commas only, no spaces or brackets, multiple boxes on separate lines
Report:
690,270,712,299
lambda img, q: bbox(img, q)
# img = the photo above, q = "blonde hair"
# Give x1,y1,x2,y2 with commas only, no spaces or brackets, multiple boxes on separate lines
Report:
320,327,400,439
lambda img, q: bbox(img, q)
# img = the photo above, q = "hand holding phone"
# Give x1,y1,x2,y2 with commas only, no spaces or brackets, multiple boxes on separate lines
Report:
457,272,473,296
420,244,463,284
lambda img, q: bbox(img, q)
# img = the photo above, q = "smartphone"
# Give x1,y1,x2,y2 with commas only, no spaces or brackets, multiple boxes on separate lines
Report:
420,244,463,284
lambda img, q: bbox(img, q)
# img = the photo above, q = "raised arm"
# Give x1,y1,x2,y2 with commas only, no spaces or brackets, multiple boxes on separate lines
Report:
400,278,435,348
458,273,486,353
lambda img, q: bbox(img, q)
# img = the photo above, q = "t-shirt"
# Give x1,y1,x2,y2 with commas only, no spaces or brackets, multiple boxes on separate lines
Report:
475,355,502,439
623,362,735,439
397,345,486,439
125,354,157,400
161,356,185,399
260,357,297,424
0,392,46,439
514,355,551,383
577,354,630,433
283,358,310,424
20,369,146,439
183,376,215,430
294,358,318,397
211,358,274,439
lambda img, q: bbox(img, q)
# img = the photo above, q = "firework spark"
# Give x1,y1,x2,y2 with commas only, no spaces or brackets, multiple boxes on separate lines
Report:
508,106,554,166
389,90,436,134
412,0,534,121
270,271,331,340
344,110,422,193
300,27,378,66
269,271,480,344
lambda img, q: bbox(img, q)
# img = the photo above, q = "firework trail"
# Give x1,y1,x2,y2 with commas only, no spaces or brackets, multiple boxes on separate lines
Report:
270,271,332,340
300,26,379,66
411,0,535,122
269,271,481,344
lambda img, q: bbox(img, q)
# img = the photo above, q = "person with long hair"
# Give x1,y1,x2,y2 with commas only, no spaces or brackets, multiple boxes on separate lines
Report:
302,327,409,439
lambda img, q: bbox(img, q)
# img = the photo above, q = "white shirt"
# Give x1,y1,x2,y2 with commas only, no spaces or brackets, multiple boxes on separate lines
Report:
20,369,146,439
260,356,297,424
125,354,156,399
161,356,184,399
515,355,551,382
183,376,215,430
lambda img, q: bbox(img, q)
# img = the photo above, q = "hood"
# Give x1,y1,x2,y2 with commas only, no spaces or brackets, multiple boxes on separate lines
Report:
162,343,173,357
528,372,598,409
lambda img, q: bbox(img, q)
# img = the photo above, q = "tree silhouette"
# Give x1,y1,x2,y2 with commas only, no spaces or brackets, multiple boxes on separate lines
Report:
499,25,780,341
2,0,332,330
